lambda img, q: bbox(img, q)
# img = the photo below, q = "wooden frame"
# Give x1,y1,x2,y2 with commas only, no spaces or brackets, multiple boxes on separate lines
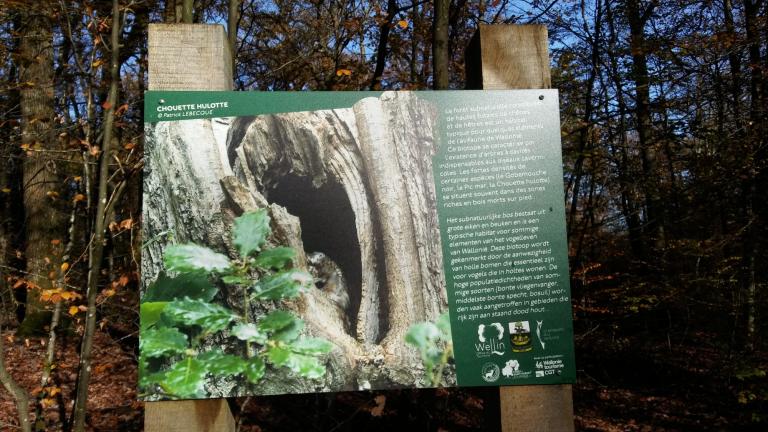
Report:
145,23,573,432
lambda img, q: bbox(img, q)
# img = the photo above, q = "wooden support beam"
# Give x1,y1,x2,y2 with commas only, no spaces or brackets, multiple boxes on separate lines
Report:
465,24,551,90
144,400,235,432
148,24,232,91
466,24,574,432
499,384,574,431
145,23,235,432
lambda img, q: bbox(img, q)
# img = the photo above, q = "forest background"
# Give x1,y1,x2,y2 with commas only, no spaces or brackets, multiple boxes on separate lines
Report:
0,0,766,431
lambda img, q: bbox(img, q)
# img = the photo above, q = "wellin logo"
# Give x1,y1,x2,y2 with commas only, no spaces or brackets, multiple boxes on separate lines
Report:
475,323,506,358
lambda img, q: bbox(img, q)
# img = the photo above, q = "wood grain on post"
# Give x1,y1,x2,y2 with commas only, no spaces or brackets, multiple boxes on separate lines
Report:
148,24,232,91
465,24,551,90
466,24,575,432
144,400,235,432
145,23,235,432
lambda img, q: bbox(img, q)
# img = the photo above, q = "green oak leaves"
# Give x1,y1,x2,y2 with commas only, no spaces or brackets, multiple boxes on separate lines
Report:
139,210,333,399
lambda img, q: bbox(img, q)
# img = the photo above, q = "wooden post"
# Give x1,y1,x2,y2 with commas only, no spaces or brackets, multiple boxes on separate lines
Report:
148,24,233,91
465,24,551,90
466,24,575,432
144,400,235,432
144,23,236,432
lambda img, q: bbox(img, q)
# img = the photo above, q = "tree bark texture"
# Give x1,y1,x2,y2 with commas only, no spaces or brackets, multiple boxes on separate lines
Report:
19,0,63,329
71,1,122,429
143,92,450,395
228,0,240,74
182,0,193,23
433,0,450,89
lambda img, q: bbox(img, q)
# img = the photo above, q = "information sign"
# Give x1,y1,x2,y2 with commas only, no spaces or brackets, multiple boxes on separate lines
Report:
140,90,574,400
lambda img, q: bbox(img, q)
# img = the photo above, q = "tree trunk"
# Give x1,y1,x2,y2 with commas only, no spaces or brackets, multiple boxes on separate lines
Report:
566,0,602,242
625,0,664,253
18,0,63,336
228,0,240,74
723,0,742,123
1,12,24,325
409,1,421,86
71,1,121,429
741,0,764,351
605,0,643,257
369,0,398,90
433,0,450,89
143,92,450,395
182,0,193,23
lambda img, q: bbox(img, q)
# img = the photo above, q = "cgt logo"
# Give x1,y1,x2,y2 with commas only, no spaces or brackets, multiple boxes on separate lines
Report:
475,323,506,358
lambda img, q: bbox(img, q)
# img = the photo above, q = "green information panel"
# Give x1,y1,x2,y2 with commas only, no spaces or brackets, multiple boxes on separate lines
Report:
431,91,575,386
141,90,574,400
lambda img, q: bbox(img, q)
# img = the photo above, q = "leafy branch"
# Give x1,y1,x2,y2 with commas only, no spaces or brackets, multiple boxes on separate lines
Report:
139,209,332,399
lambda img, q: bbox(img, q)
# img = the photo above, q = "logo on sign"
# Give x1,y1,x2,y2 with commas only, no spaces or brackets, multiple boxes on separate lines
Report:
475,323,506,358
509,321,533,353
536,320,546,350
501,359,520,378
533,355,565,377
481,363,500,383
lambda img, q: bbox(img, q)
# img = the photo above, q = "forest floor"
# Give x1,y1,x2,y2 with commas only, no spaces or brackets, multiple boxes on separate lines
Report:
1,317,766,431
1,329,142,430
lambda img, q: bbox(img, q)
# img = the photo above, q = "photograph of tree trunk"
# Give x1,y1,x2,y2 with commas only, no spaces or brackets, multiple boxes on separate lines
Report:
141,92,455,399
